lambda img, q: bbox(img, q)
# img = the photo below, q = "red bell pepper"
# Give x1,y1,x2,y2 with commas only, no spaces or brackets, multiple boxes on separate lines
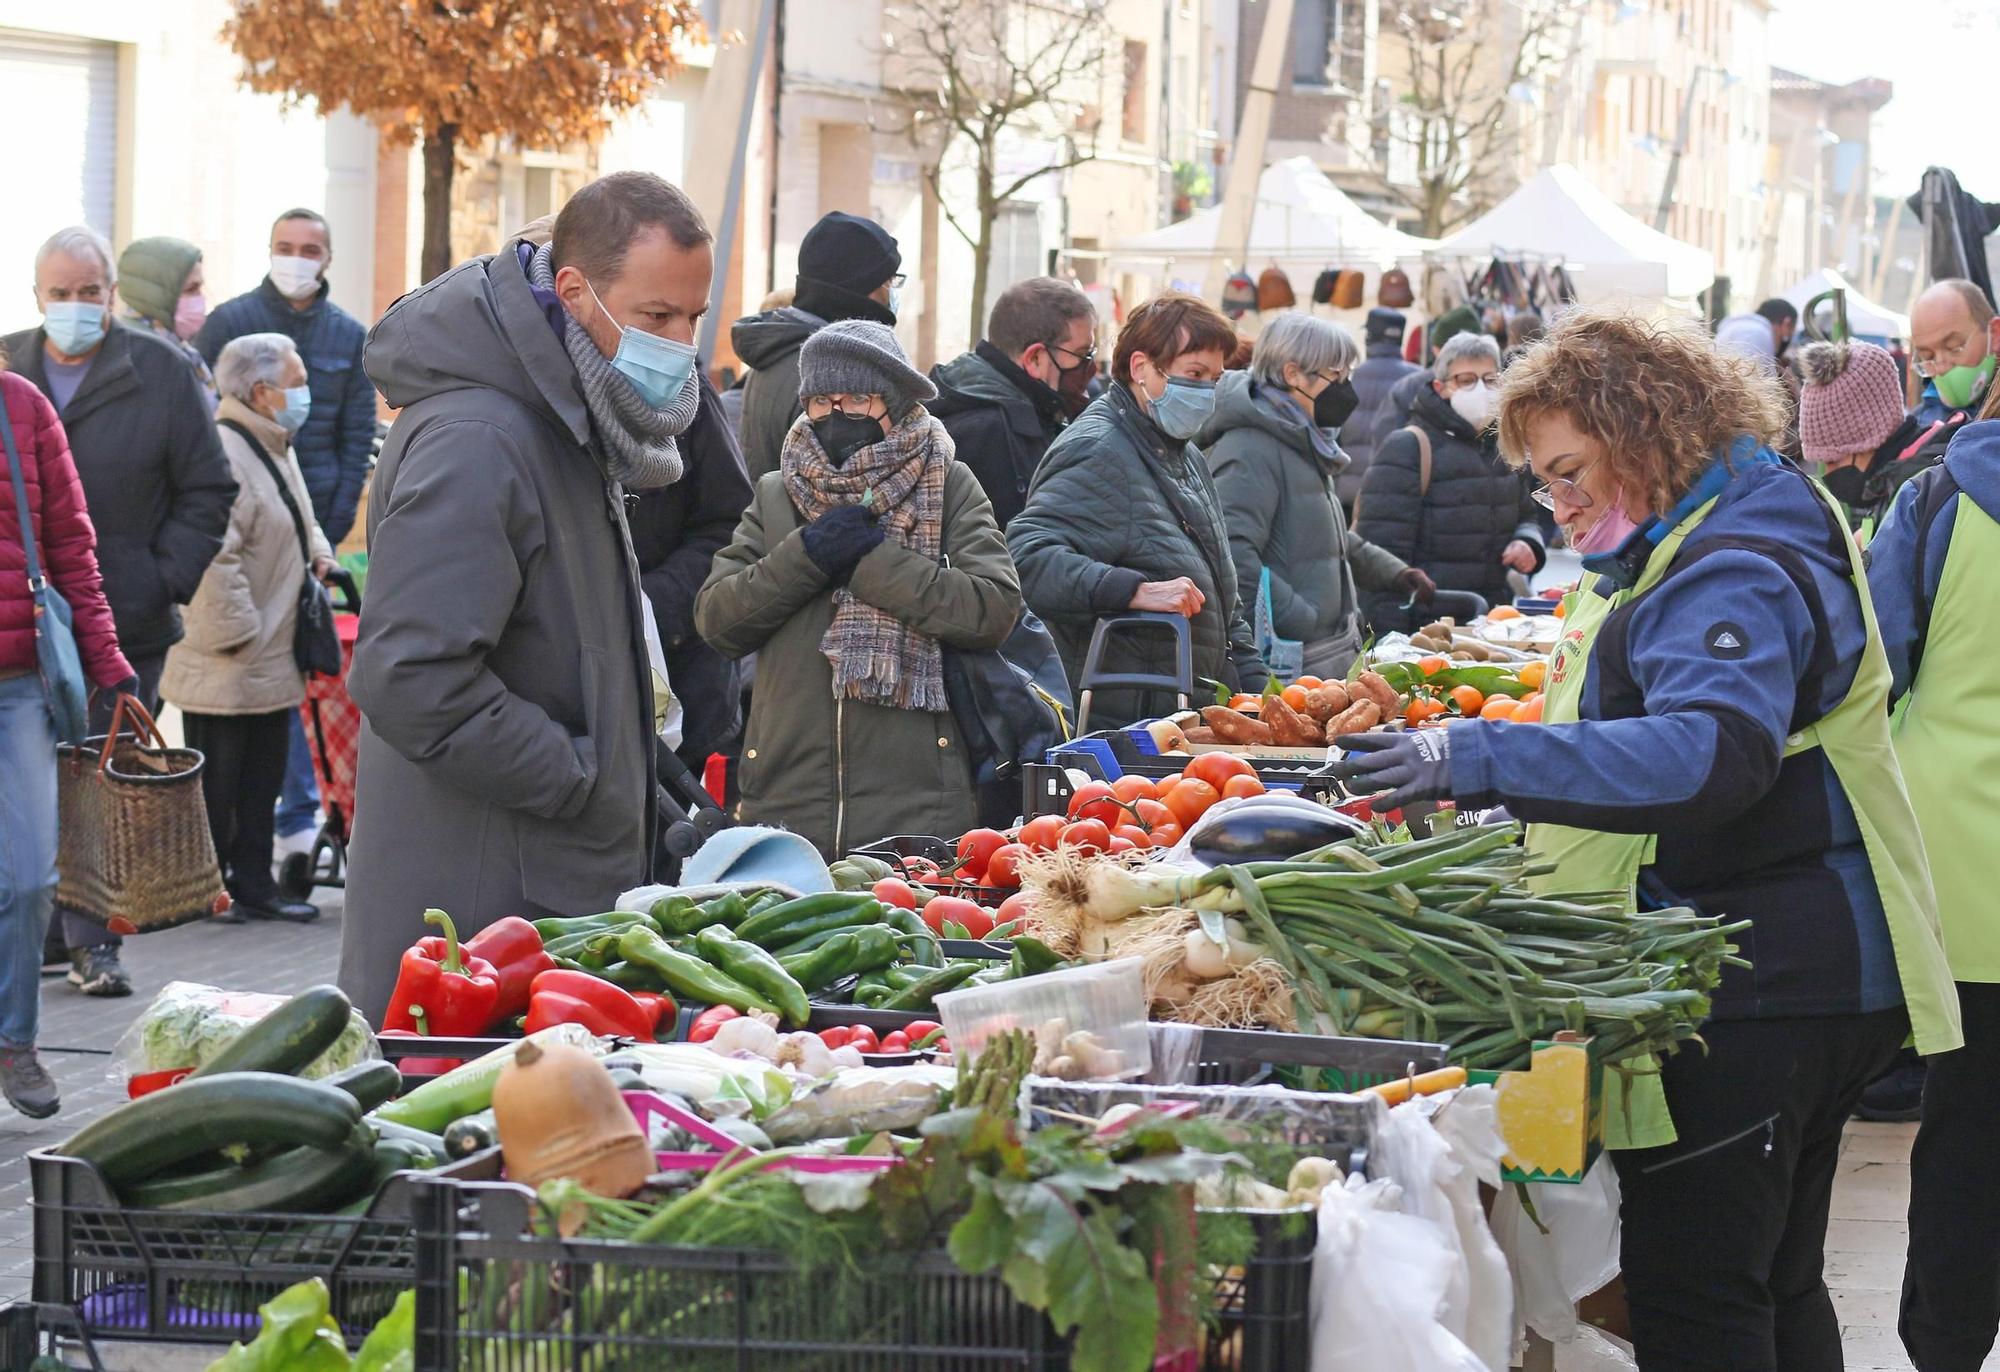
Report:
381,909,503,1036
464,917,556,1019
688,1004,740,1043
629,990,678,1035
523,969,656,1041
376,1028,464,1076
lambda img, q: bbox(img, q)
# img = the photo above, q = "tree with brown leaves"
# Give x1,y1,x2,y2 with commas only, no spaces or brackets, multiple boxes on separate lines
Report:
224,0,706,282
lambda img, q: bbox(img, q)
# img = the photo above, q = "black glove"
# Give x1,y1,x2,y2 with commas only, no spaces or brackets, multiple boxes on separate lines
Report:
1395,567,1437,603
800,503,885,583
1324,728,1454,811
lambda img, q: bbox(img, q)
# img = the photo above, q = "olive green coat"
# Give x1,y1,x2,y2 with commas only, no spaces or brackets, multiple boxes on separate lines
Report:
695,445,1021,856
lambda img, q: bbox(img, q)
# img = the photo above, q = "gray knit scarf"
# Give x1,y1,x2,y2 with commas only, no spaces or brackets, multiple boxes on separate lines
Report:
527,242,697,490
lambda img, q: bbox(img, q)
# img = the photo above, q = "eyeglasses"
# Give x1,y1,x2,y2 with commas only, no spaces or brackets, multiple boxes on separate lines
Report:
889,273,908,289
1447,372,1500,390
1528,458,1600,511
1048,339,1097,369
803,393,886,417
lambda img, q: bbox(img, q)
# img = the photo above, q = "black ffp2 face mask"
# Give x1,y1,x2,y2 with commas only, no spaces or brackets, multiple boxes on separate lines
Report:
1819,460,1871,506
810,412,885,466
1314,377,1360,430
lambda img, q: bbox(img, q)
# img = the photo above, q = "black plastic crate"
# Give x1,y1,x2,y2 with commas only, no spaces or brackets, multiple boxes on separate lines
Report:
413,1180,1316,1372
29,1145,501,1352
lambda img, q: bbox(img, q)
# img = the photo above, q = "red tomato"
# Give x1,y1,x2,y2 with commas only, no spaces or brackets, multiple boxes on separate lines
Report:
879,1030,912,1053
847,1025,880,1054
994,891,1034,927
957,904,997,938
984,842,1031,887
1154,773,1184,796
871,877,920,909
1110,775,1155,807
1165,778,1221,827
1058,818,1111,854
923,894,986,935
818,1025,855,1049
1066,780,1124,827
1221,774,1267,800
1147,821,1184,848
954,828,1008,881
1131,798,1173,833
1111,824,1152,849
903,856,943,882
1185,752,1257,792
1017,815,1066,851
1107,836,1138,854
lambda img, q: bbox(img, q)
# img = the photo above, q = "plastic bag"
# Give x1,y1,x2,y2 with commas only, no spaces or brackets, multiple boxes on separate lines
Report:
1488,1157,1623,1348
1309,1176,1488,1372
1554,1327,1638,1372
112,981,378,1089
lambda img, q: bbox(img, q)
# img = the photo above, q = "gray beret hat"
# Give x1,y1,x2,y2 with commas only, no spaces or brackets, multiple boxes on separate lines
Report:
797,319,937,419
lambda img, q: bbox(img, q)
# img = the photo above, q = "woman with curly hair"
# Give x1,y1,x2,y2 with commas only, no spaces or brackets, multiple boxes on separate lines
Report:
1331,306,1961,1372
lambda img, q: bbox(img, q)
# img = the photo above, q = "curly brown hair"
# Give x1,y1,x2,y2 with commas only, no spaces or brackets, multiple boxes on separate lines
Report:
1496,306,1789,512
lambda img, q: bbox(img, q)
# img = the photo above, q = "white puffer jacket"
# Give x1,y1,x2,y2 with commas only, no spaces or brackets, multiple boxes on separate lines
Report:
161,397,332,715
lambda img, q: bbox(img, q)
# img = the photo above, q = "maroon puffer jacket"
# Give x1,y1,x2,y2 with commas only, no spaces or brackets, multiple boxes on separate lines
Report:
1,370,133,686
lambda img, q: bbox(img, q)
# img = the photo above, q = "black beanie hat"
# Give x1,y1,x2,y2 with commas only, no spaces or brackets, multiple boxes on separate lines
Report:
797,211,902,297
1365,308,1407,347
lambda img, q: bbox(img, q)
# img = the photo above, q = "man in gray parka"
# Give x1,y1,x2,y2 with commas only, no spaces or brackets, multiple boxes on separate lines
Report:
340,173,712,1019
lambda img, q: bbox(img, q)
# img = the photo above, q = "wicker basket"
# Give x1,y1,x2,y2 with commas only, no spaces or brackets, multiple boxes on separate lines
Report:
56,695,228,932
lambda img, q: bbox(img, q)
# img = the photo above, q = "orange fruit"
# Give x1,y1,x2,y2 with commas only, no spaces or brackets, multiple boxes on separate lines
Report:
1222,774,1267,800
1449,685,1485,717
1417,655,1450,677
1280,684,1311,712
1553,601,1568,619
1480,696,1522,722
1487,605,1523,621
1228,693,1261,711
1513,696,1544,722
1293,675,1324,690
1404,697,1446,727
1516,660,1548,691
1165,778,1221,827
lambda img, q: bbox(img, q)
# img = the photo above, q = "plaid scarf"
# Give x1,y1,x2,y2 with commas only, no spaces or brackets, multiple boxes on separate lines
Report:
781,409,950,711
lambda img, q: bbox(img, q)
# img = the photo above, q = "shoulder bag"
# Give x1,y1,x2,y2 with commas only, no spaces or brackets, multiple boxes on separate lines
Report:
1,402,89,743
219,419,340,676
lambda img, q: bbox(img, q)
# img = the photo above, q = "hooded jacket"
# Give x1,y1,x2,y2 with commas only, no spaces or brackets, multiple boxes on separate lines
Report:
1453,454,1903,1022
1009,382,1268,726
731,285,897,483
1840,414,1957,537
0,321,236,659
337,243,657,1020
160,398,332,715
928,341,1071,530
1201,372,1407,656
1353,381,1545,632
1340,341,1422,509
695,414,1021,855
0,371,131,687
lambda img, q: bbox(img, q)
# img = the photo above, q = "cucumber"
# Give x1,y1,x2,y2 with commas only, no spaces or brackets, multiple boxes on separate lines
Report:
442,1109,498,1160
322,1060,402,1112
61,1072,361,1187
189,984,354,1080
370,1120,449,1163
122,1124,376,1213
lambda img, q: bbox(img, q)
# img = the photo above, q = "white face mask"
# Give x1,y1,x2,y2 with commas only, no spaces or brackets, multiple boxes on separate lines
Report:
1449,381,1498,430
269,254,324,300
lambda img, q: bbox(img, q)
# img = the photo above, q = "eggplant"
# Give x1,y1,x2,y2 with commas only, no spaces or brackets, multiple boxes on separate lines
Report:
1186,799,1366,866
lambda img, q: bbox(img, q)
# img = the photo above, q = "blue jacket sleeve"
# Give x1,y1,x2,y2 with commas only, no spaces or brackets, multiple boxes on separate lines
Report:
1450,549,1815,833
327,323,376,545
1865,477,1955,705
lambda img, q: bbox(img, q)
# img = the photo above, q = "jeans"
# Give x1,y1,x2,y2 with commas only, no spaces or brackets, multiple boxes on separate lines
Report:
0,675,59,1048
1612,1008,1909,1372
275,711,320,840
182,710,292,906
62,649,164,954
1902,982,2000,1371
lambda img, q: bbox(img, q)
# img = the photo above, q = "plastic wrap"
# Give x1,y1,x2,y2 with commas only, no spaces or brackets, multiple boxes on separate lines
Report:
1144,1022,1205,1084
1026,1078,1384,1172
111,981,378,1086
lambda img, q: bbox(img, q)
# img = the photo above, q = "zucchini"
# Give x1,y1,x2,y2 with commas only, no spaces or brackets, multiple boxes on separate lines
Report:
122,1124,376,1213
442,1109,498,1160
370,1120,449,1163
189,984,354,1079
322,1059,402,1112
61,1072,361,1187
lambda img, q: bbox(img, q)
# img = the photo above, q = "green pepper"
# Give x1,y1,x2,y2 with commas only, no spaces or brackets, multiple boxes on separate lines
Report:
744,890,789,918
879,960,982,1011
649,895,703,935
879,906,943,966
735,891,880,947
532,910,651,941
617,927,779,1016
546,930,621,971
779,925,901,992
881,963,932,990
693,926,810,1026
588,959,665,991
853,973,896,1008
1008,935,1065,979
968,965,1013,987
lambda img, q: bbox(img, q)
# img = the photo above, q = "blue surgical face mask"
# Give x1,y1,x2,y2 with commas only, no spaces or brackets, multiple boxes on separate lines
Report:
274,384,312,434
43,301,107,357
1144,373,1218,440
583,276,698,410
886,284,903,318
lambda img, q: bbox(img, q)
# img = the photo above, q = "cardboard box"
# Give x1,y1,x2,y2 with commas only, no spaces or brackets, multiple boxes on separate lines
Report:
1469,1032,1603,1184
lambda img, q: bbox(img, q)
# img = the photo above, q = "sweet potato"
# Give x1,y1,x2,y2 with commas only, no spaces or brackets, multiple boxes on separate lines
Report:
1182,727,1218,744
1355,671,1401,713
1303,682,1350,722
1201,706,1275,746
1326,699,1383,737
1262,693,1324,746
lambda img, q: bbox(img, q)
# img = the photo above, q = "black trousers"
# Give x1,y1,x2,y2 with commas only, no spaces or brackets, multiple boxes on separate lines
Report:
1611,1008,1908,1372
1902,981,2000,1371
55,650,166,953
181,709,292,906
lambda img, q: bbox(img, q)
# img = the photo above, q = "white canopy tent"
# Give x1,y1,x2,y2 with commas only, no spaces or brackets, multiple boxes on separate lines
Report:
1111,156,1432,284
1429,164,1715,302
1781,268,1910,341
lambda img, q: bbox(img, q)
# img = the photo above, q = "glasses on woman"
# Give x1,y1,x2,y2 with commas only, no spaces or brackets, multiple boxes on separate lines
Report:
803,394,886,418
1528,458,1601,511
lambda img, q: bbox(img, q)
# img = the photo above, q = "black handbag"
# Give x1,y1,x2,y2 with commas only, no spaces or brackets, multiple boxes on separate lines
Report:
943,606,1072,785
218,419,340,676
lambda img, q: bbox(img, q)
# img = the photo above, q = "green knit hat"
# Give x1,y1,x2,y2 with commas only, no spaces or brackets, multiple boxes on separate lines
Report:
117,236,202,327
